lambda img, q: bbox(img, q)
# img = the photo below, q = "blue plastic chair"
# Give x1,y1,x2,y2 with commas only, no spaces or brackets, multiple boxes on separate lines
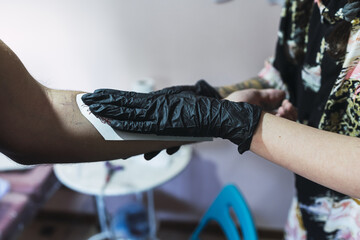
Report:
190,184,258,240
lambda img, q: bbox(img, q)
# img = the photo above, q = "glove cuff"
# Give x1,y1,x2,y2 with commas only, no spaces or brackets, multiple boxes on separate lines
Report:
235,103,262,154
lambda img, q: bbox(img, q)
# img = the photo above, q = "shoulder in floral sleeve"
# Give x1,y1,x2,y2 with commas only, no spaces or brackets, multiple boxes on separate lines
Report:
318,25,360,137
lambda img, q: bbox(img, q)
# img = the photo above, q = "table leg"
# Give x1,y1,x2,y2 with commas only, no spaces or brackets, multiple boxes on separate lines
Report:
95,195,109,233
147,189,157,239
92,195,115,240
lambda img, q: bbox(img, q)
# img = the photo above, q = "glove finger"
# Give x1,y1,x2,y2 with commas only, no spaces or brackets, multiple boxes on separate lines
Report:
82,92,110,105
144,151,160,160
166,146,180,155
94,88,125,94
109,120,157,133
82,91,132,105
195,80,222,99
89,104,152,121
144,146,180,161
84,92,154,108
153,85,196,96
93,89,155,99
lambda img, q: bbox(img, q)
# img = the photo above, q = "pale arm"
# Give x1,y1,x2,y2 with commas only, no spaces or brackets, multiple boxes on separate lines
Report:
251,112,360,198
0,40,184,165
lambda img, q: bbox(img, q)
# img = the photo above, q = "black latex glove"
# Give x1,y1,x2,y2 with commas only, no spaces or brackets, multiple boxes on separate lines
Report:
84,80,220,160
82,90,262,154
152,79,222,99
142,146,180,161
86,79,221,102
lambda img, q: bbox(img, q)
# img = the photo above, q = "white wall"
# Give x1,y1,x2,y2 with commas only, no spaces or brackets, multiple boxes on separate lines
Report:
0,0,294,229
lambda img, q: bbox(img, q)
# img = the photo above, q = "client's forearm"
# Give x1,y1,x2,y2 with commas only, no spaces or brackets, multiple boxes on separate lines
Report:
12,88,186,165
251,112,360,198
216,77,270,98
0,39,185,164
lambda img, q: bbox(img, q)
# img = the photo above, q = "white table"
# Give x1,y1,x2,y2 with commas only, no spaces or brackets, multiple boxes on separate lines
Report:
54,145,192,240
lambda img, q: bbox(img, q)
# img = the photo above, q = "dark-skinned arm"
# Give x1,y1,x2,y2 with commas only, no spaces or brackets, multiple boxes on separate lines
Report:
0,39,185,165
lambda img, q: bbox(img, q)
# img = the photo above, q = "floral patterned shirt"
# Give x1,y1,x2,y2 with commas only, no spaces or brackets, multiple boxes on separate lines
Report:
259,0,360,239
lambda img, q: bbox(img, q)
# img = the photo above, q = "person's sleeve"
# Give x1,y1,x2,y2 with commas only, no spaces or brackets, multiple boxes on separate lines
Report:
258,57,290,98
258,0,298,101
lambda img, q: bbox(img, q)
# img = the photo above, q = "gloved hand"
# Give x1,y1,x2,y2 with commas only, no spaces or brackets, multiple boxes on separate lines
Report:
151,79,222,99
87,79,221,102
84,80,220,160
82,90,262,154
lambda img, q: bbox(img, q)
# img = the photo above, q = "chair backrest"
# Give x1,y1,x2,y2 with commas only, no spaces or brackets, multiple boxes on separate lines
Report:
190,184,258,240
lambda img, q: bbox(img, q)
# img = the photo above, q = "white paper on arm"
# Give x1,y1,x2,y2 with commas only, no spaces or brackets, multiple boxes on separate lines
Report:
77,94,212,142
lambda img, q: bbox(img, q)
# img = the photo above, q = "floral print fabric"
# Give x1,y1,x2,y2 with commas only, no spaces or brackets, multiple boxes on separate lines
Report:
259,0,360,239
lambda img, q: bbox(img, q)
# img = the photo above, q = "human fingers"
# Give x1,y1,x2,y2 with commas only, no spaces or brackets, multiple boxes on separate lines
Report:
276,99,297,121
282,99,297,120
260,89,286,110
225,89,260,103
